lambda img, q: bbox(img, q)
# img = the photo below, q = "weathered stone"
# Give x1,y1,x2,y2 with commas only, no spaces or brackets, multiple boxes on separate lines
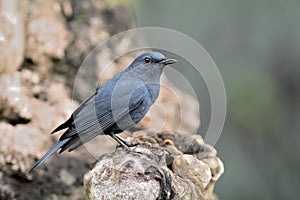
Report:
173,155,211,190
25,0,71,74
59,169,76,186
202,157,224,182
0,0,26,74
84,133,224,200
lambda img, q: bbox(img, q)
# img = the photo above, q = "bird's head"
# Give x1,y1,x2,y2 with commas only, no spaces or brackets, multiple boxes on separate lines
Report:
127,52,177,79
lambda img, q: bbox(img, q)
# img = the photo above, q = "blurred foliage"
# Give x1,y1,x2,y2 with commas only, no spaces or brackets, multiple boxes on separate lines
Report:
125,0,300,199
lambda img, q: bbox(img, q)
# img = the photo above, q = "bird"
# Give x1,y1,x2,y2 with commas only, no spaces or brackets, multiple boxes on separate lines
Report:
28,52,177,173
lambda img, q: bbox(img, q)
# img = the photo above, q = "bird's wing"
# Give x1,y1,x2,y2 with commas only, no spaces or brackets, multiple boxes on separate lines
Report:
50,91,99,134
50,70,125,135
58,85,147,141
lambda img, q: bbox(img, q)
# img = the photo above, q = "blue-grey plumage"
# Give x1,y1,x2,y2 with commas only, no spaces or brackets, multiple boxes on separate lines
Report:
29,52,177,173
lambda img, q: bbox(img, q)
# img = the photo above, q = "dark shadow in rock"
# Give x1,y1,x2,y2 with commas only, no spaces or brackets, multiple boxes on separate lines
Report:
1,153,89,200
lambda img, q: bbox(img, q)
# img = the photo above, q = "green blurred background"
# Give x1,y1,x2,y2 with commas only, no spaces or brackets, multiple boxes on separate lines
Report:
125,0,300,199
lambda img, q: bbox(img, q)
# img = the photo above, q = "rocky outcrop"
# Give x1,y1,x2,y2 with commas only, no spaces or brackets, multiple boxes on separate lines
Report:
84,132,224,200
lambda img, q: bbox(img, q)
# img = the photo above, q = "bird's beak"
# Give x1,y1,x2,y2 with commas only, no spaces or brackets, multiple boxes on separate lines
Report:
159,58,177,65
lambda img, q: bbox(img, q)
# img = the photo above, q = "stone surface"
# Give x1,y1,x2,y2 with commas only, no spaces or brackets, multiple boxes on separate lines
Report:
0,0,26,75
0,72,74,182
173,155,211,190
25,0,71,75
59,169,76,186
84,133,224,200
84,146,162,200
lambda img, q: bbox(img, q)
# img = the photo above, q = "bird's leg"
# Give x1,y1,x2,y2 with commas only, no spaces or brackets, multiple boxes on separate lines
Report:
109,133,130,150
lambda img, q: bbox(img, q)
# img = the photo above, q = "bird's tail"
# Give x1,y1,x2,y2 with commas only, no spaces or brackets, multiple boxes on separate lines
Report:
28,138,71,173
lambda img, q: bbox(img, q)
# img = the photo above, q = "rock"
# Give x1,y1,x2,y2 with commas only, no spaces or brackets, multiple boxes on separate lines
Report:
84,133,224,200
0,71,74,180
0,71,73,131
25,0,71,74
0,0,26,75
0,122,48,180
59,169,76,186
202,157,224,182
0,182,17,200
84,146,162,200
173,155,211,190
0,72,33,123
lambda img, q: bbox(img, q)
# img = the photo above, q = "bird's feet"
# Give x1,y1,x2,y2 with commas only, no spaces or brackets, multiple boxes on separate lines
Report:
109,133,138,151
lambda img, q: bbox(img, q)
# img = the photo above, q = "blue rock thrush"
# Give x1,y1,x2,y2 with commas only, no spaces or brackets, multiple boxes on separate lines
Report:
29,52,177,173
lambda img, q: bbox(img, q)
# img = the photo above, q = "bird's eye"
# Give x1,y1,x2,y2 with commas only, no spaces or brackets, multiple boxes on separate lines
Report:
144,57,151,64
